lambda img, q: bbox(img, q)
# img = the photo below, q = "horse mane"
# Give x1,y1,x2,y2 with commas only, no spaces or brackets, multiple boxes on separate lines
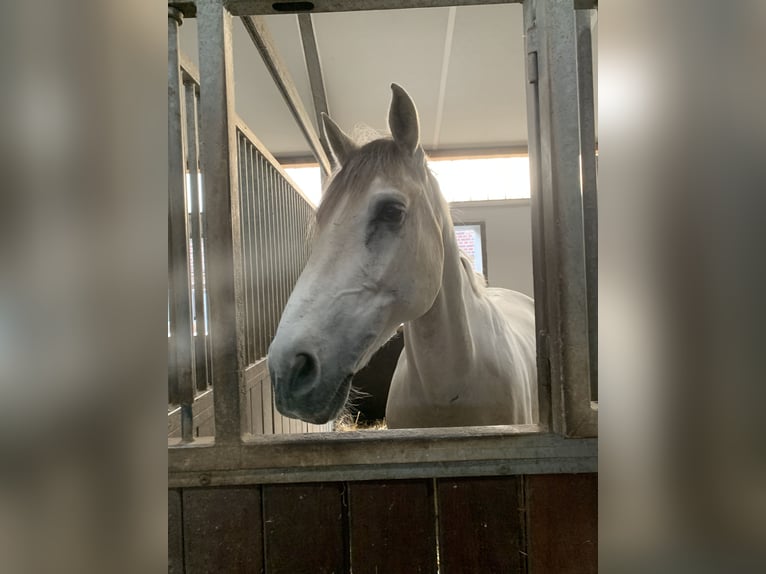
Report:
459,252,488,296
317,138,427,228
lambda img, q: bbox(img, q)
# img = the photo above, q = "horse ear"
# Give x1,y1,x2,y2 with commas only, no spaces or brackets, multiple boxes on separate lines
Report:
321,113,357,167
388,83,420,155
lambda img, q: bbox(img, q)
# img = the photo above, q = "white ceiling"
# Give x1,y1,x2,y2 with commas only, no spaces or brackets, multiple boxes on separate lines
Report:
178,5,595,161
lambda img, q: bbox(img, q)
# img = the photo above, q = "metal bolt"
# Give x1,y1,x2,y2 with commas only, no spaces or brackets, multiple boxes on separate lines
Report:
199,473,211,486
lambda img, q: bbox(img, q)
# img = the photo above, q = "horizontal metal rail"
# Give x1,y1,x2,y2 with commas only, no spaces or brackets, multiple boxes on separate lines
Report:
168,426,597,487
169,0,598,18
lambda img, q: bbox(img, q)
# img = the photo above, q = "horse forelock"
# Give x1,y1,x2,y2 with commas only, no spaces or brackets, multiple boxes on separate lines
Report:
316,138,429,228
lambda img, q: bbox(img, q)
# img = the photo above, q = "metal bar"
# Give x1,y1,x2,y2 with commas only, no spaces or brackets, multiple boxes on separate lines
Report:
200,161,214,388
234,114,316,206
253,148,267,359
289,184,300,292
279,178,291,314
576,9,598,403
240,15,332,176
247,145,259,359
257,153,268,355
275,171,287,338
263,158,278,347
235,134,246,364
247,137,259,364
278,179,288,332
168,7,196,444
171,1,597,17
522,0,552,430
529,0,596,437
286,188,296,289
273,169,288,322
245,134,257,365
197,0,248,443
192,80,214,389
297,13,333,175
184,79,209,392
283,183,294,296
289,189,300,289
168,427,597,487
226,1,542,17
260,157,271,348
168,299,176,404
286,184,297,305
273,171,284,343
237,134,253,365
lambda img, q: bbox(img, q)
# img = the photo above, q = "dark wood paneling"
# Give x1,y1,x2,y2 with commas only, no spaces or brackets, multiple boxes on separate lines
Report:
526,473,597,574
168,489,184,574
263,483,348,573
437,476,524,574
183,486,263,574
348,479,437,574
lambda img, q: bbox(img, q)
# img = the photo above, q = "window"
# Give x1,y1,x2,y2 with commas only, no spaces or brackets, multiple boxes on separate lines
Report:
429,156,531,202
454,223,487,277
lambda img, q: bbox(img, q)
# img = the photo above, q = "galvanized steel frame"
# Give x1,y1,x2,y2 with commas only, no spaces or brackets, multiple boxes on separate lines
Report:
240,15,333,175
227,0,596,16
169,426,596,487
196,0,249,443
170,0,597,18
168,7,196,442
168,0,598,480
523,0,597,437
576,8,598,404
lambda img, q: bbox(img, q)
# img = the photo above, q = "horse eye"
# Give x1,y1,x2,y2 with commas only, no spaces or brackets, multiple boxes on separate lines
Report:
377,202,406,225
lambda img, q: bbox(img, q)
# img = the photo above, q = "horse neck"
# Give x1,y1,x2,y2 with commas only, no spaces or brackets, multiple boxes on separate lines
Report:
403,179,478,388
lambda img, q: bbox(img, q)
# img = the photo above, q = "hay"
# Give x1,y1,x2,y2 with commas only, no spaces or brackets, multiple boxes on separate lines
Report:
335,412,388,432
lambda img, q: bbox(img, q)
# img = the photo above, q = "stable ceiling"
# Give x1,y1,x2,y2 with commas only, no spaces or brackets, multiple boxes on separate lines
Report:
178,4,596,162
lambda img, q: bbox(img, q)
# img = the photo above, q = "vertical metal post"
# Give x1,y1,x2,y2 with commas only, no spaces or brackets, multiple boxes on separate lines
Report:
168,7,195,442
237,133,252,366
523,0,552,430
576,9,598,403
197,0,247,443
252,148,266,359
523,0,596,437
183,78,210,392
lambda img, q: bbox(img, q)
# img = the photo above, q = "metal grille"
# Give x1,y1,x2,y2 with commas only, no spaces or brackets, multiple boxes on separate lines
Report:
168,66,213,410
236,129,314,366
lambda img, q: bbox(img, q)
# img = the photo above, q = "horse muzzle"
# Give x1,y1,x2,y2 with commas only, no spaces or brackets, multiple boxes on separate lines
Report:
269,346,353,424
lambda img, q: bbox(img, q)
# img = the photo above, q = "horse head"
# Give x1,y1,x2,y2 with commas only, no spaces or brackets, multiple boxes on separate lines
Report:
268,84,447,424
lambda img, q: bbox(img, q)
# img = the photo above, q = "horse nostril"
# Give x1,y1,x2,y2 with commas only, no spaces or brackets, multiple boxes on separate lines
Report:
291,352,317,384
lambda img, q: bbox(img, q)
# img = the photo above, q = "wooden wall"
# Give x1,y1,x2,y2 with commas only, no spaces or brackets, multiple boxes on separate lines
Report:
168,359,332,439
169,473,596,573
